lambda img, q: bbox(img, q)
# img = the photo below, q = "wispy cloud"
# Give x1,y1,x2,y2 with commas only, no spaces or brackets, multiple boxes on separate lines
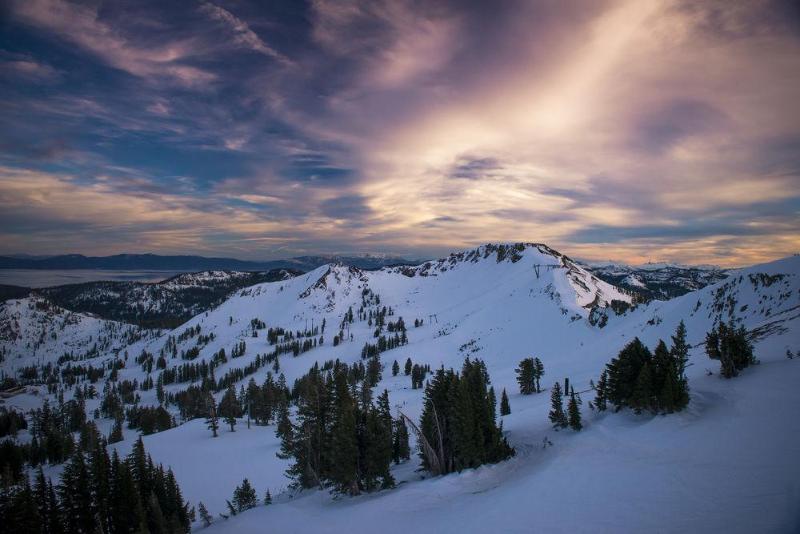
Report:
10,0,215,86
199,2,292,65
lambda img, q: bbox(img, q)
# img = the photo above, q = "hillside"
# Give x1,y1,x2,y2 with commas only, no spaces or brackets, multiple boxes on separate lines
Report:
1,244,798,533
586,261,729,301
36,269,300,329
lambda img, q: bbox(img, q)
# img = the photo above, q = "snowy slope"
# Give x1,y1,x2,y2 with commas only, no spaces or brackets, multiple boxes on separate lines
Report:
2,245,799,533
0,296,156,372
587,261,729,300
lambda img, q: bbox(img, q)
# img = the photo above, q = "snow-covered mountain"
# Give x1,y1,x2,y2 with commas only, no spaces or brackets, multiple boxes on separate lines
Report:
0,296,158,373
1,243,798,533
30,269,299,328
586,261,729,301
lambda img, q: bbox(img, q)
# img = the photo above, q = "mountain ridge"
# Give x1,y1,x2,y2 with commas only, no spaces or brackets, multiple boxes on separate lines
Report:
0,252,420,272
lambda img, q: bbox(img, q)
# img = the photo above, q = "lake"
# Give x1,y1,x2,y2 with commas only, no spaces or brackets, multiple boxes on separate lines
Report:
0,269,182,288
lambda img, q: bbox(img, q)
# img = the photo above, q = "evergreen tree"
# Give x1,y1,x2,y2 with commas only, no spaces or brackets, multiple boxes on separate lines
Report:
670,320,690,379
198,501,213,527
533,358,545,393
392,360,400,376
59,450,95,533
275,402,292,442
404,358,412,376
418,359,514,475
515,358,536,395
108,417,124,444
606,338,652,410
264,489,272,505
392,417,410,464
548,382,568,429
219,385,240,432
232,478,258,513
651,340,673,409
567,389,582,430
594,370,608,411
705,322,755,378
7,479,42,533
328,370,360,495
109,449,147,534
631,362,654,414
88,435,112,533
205,393,219,438
500,388,511,416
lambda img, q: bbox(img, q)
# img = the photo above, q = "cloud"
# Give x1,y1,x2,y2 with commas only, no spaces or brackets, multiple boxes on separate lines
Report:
199,2,291,64
10,0,216,87
2,0,799,266
0,54,61,82
318,194,373,221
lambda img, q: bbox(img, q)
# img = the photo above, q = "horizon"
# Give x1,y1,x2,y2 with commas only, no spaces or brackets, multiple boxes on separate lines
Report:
1,1,799,267
4,243,795,269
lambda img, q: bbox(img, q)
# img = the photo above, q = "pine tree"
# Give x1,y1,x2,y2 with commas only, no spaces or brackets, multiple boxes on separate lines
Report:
606,337,653,410
88,435,112,533
328,371,360,495
232,478,258,513
219,385,240,432
594,370,608,411
631,362,653,414
33,467,51,532
392,417,410,464
652,340,673,412
59,449,95,533
670,320,690,379
205,394,219,438
404,358,412,376
706,322,755,378
548,382,567,429
534,358,545,392
264,489,272,505
500,388,511,416
108,417,124,444
275,402,292,442
419,359,514,475
109,449,146,534
567,389,582,430
7,479,42,533
392,360,400,376
515,358,536,395
198,501,213,527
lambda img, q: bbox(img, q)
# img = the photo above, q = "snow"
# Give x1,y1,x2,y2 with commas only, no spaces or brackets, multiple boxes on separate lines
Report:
3,245,799,533
206,352,800,533
109,418,291,515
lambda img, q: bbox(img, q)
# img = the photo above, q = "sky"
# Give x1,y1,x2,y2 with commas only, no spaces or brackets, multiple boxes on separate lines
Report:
0,0,799,266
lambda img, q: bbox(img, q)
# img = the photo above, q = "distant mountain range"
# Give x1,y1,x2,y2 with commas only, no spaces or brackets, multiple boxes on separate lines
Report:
0,253,418,272
584,262,729,300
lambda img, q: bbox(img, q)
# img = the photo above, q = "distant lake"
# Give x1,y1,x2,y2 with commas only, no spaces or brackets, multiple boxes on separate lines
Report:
0,269,182,288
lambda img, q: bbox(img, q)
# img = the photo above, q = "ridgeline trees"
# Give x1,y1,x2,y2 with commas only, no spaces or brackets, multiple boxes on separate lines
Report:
601,323,690,414
705,321,756,378
417,358,514,475
515,357,544,395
